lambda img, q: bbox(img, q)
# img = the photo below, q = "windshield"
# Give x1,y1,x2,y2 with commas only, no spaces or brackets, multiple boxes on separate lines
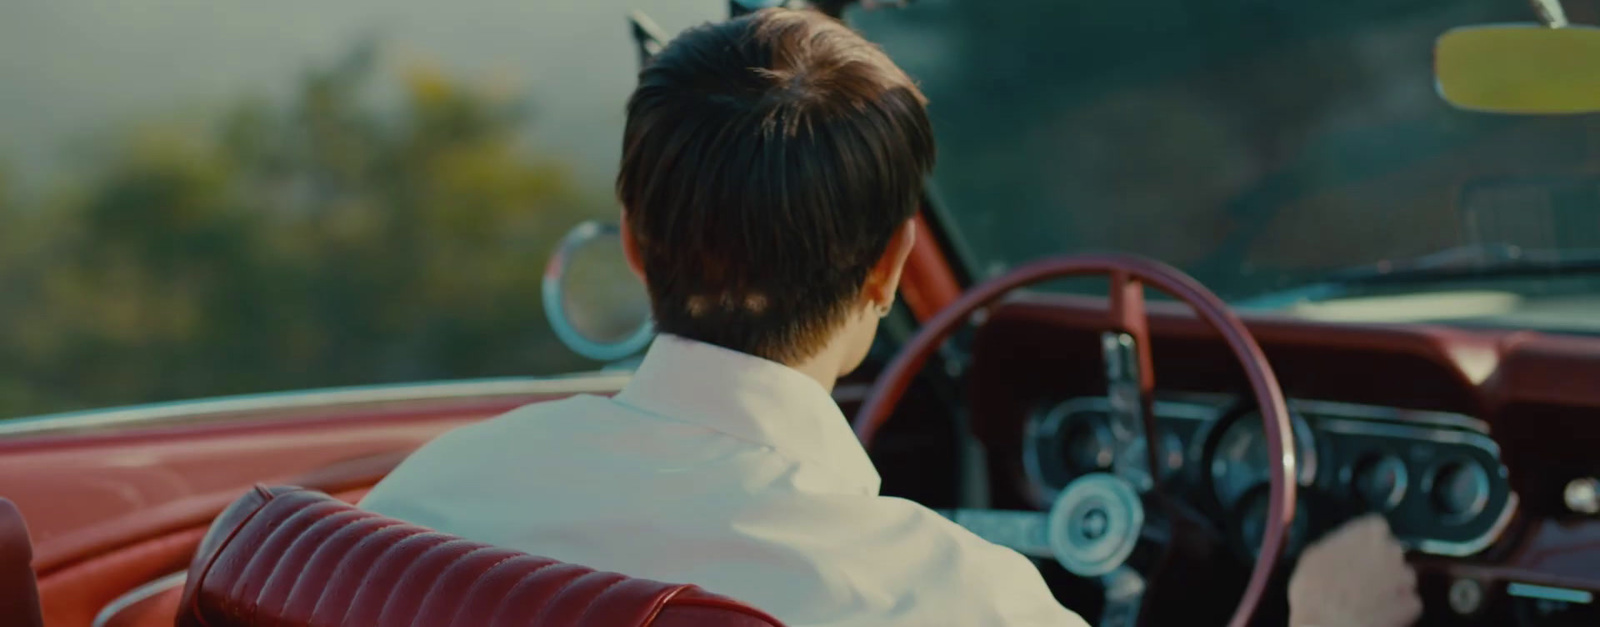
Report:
853,1,1600,309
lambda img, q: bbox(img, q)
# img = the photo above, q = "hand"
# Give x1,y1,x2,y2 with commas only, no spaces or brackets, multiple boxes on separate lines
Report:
1287,514,1422,627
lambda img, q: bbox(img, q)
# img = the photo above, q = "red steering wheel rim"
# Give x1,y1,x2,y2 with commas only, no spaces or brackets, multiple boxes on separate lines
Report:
854,253,1295,627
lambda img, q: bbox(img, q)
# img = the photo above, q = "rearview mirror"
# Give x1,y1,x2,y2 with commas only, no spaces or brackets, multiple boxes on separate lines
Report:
542,221,655,362
1436,24,1600,114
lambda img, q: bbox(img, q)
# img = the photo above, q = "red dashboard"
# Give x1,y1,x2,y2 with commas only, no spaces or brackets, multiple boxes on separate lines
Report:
966,293,1600,623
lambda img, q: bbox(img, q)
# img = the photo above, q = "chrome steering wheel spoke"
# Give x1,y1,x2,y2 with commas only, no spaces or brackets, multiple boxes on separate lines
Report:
1099,567,1146,627
946,473,1156,627
940,509,1053,559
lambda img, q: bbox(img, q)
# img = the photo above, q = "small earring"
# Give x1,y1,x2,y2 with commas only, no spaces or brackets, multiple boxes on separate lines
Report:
874,302,893,318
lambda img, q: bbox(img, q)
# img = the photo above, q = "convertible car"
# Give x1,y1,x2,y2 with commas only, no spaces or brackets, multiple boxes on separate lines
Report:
5,0,1600,625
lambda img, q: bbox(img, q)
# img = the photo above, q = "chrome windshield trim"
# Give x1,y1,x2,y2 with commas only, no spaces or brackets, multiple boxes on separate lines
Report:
0,372,633,439
93,571,188,627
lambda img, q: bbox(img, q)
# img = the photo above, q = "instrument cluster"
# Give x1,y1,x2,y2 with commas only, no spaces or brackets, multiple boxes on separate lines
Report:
1023,395,1516,560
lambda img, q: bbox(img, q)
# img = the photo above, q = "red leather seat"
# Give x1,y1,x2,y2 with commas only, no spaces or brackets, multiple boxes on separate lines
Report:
176,485,786,627
0,498,43,627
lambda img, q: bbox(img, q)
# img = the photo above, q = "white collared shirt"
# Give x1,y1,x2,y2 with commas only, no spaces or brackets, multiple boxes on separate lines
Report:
362,335,1086,627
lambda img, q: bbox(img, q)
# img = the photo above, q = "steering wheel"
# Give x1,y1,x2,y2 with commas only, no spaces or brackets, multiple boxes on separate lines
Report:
854,254,1296,627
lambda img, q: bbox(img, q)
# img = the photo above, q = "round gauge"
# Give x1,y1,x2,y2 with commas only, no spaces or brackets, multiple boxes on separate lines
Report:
1113,431,1185,491
1235,486,1311,560
1023,403,1116,502
1209,411,1317,510
1351,454,1409,512
1061,417,1116,474
1430,460,1490,520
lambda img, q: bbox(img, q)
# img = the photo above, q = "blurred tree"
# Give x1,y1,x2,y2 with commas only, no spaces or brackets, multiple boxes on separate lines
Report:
0,44,603,418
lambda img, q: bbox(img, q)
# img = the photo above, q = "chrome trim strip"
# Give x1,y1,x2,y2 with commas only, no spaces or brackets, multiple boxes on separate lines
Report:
93,571,187,627
1508,581,1594,605
1291,398,1490,434
1414,491,1518,557
0,372,633,439
1150,398,1218,422
942,509,1055,559
1034,397,1216,427
1314,416,1501,457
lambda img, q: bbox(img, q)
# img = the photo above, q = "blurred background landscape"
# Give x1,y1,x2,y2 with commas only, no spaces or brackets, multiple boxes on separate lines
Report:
0,1,724,417
4,0,1598,418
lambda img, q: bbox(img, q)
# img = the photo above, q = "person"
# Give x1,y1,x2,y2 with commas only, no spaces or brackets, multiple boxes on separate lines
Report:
361,8,1421,626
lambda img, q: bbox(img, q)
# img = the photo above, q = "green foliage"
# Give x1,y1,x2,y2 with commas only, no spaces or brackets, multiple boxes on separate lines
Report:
0,46,602,418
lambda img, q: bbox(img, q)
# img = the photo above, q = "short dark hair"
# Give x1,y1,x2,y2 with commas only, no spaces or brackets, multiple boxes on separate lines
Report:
617,8,935,364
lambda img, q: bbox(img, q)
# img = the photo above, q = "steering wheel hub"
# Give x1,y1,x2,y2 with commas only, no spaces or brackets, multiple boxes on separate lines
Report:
1050,473,1144,577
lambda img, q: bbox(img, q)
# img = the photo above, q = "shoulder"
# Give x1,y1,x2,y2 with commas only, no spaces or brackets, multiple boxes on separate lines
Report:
360,395,609,506
413,394,612,452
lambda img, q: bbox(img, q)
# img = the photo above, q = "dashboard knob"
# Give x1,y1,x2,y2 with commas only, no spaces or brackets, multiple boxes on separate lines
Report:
1565,477,1600,515
1431,460,1491,520
1449,578,1485,616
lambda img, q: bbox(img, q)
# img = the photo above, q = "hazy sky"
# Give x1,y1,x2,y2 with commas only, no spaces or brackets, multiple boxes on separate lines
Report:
0,1,726,193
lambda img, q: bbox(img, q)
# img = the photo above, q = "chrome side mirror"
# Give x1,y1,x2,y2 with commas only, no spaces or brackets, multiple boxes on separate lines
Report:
542,221,655,361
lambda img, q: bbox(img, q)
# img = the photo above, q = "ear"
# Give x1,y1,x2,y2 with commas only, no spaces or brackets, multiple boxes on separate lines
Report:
619,211,647,282
862,218,917,311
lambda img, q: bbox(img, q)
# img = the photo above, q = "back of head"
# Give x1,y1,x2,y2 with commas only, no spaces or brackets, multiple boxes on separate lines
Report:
618,8,935,364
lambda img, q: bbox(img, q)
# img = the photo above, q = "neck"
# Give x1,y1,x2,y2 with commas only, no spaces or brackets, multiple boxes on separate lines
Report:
789,350,844,394
783,319,873,394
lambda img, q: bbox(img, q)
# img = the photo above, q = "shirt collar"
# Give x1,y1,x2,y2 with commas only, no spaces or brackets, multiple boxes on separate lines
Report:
614,334,881,496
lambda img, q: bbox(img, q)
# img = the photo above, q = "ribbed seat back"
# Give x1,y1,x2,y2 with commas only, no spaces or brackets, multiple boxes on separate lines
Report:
176,486,784,627
0,498,43,627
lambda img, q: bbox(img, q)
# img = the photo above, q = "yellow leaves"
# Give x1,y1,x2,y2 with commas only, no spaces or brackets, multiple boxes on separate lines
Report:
403,63,455,109
13,254,201,360
0,43,608,417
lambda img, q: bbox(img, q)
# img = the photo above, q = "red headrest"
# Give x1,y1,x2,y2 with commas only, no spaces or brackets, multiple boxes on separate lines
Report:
0,498,43,627
177,485,784,627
